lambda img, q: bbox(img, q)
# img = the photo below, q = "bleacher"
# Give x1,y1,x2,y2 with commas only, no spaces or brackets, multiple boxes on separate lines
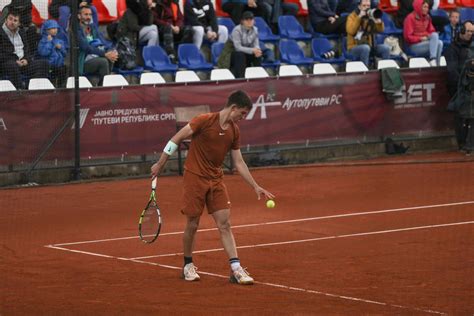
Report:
0,0,471,90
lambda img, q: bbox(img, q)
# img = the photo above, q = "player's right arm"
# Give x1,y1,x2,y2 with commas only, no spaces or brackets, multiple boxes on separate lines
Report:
151,124,194,178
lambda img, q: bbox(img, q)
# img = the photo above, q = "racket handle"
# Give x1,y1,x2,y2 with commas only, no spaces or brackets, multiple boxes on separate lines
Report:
152,177,157,190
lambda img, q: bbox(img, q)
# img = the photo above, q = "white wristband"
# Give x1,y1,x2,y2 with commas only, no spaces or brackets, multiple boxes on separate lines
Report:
163,140,178,156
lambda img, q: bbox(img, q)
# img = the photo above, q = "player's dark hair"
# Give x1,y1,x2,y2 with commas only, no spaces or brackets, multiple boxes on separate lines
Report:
226,90,253,110
79,5,92,13
7,9,21,19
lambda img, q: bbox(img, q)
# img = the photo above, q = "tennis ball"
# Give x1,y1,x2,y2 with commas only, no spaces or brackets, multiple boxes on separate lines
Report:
266,200,275,208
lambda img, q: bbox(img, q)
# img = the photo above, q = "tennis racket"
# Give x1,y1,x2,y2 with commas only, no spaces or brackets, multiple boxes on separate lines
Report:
138,178,162,243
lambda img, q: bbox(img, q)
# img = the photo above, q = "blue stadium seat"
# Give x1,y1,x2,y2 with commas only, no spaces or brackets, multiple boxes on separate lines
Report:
177,44,214,71
218,17,236,34
254,17,280,42
430,9,449,19
142,46,178,73
278,15,312,40
459,8,474,23
341,38,356,61
113,66,144,78
211,42,224,65
381,12,402,36
311,38,345,64
279,39,314,66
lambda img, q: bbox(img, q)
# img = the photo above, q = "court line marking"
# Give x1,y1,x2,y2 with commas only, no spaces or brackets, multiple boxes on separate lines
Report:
131,221,474,259
51,200,474,247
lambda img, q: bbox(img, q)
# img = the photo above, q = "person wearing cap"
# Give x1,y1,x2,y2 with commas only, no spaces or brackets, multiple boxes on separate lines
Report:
38,19,68,88
229,11,261,78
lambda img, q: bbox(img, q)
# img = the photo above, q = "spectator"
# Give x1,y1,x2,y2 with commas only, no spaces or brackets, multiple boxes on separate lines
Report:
152,0,193,63
184,0,228,49
0,0,40,51
308,0,347,35
117,0,159,47
258,0,299,28
0,10,49,89
38,19,68,87
77,5,118,85
445,21,474,151
221,0,266,25
229,11,261,78
441,9,460,44
396,0,448,32
346,0,389,67
403,0,443,66
49,0,99,31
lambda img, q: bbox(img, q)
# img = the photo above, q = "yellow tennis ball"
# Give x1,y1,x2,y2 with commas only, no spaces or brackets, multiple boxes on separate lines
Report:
266,200,275,208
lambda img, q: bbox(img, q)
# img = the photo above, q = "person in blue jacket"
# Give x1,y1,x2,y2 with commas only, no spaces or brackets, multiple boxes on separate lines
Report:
38,19,68,88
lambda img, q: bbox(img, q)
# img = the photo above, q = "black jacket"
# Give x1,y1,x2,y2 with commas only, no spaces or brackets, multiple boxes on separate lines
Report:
0,27,32,64
444,38,472,97
0,0,32,26
184,0,218,32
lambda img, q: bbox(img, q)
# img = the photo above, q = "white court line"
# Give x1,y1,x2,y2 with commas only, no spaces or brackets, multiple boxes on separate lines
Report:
51,200,474,247
131,221,474,259
45,237,449,315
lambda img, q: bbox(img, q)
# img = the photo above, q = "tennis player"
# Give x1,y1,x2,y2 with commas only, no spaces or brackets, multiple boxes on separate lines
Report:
151,90,274,285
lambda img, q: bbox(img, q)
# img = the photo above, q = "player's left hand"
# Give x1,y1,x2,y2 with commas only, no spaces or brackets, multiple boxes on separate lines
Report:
255,186,275,201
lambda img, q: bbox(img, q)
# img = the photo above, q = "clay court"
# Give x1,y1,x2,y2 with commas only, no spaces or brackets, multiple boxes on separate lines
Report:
1,152,473,315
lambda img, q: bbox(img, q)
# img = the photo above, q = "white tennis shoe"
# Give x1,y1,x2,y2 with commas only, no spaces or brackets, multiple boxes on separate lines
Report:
182,263,200,281
230,267,254,285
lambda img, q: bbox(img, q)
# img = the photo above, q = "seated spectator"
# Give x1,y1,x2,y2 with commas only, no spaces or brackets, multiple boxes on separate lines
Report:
117,0,159,47
152,0,193,63
441,9,460,44
184,0,228,49
229,11,261,78
258,0,299,28
0,0,40,50
221,0,266,25
308,0,347,35
77,5,118,85
445,21,474,151
403,0,443,66
396,0,448,32
0,10,49,89
49,0,98,31
38,19,68,88
346,0,389,67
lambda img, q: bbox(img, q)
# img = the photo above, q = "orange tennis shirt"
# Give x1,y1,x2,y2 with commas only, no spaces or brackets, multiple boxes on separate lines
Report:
184,112,240,179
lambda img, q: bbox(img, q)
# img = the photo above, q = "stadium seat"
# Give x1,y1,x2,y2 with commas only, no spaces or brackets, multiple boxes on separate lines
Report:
211,42,224,65
378,0,399,13
175,70,201,83
313,63,337,75
140,72,166,85
456,0,474,7
279,65,303,76
279,39,314,66
142,46,178,73
278,15,312,40
113,66,144,79
214,0,230,17
440,56,447,67
377,59,400,69
210,69,235,80
66,76,93,88
0,80,16,91
311,38,345,64
381,12,403,36
28,78,55,90
102,74,129,87
345,61,369,72
254,17,280,42
430,9,449,19
409,57,431,68
244,67,269,79
285,0,308,16
217,17,235,34
439,0,457,9
178,44,214,71
459,7,474,22
341,38,356,61
94,0,127,23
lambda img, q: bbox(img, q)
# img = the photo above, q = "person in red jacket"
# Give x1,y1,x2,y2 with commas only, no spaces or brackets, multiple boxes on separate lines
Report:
403,0,443,66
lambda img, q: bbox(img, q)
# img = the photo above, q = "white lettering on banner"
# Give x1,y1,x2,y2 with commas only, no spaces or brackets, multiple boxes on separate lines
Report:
246,93,342,120
71,108,90,129
0,118,6,131
394,83,435,109
78,107,176,126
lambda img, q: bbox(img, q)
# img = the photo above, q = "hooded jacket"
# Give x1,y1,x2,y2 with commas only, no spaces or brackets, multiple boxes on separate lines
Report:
38,19,67,67
403,0,436,45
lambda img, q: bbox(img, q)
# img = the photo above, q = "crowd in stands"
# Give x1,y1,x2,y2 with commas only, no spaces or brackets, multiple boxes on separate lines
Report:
0,0,474,89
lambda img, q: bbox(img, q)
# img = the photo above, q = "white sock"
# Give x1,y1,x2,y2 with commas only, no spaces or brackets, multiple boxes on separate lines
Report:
230,261,241,272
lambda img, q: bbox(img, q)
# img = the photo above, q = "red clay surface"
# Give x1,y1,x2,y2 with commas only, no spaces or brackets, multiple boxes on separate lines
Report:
1,151,473,315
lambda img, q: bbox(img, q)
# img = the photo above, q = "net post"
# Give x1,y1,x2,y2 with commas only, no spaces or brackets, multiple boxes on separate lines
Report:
71,0,81,180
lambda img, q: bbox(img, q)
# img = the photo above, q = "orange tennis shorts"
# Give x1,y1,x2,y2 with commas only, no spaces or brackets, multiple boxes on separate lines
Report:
181,171,231,217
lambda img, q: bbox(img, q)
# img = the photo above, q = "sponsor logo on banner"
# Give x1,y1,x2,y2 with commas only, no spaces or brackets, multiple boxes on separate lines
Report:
393,83,435,109
246,93,342,120
0,118,6,131
71,108,90,129
71,107,175,128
